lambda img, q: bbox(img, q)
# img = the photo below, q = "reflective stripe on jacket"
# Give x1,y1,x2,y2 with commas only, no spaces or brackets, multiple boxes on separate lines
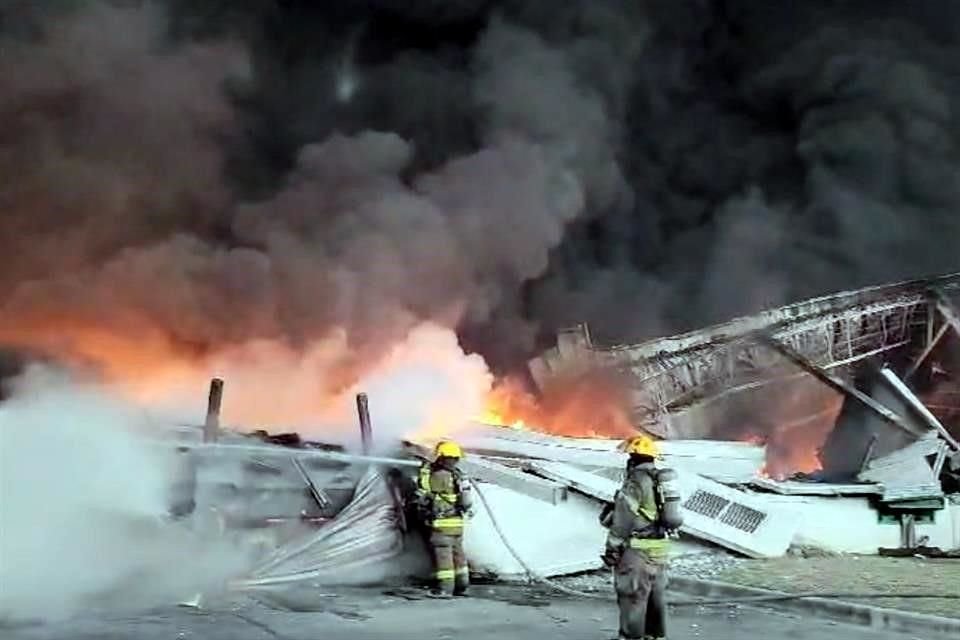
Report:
417,464,431,493
628,536,670,561
433,516,465,532
417,462,467,534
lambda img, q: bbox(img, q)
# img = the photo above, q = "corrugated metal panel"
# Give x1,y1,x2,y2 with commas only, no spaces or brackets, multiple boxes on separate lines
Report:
749,476,881,496
459,427,764,484
234,466,402,588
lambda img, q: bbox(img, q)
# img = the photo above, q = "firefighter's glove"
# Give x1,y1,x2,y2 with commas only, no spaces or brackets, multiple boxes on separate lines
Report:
601,546,621,568
598,503,614,528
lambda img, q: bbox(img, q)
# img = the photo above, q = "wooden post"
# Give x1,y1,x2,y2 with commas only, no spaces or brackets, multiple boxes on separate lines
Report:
204,377,224,443
356,392,373,455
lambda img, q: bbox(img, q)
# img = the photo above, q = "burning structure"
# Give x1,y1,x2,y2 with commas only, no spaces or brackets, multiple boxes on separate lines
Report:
140,273,960,596
4,274,960,623
529,273,960,476
511,272,960,557
4,2,960,616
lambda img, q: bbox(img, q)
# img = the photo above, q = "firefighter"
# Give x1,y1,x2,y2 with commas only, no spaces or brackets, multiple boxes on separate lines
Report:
415,440,474,597
600,435,677,640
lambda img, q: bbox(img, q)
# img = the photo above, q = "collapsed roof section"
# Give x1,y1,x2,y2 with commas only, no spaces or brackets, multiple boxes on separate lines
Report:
527,272,960,487
152,274,960,589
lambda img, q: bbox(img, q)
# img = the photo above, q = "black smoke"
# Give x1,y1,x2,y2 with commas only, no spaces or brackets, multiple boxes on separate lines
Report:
1,0,958,380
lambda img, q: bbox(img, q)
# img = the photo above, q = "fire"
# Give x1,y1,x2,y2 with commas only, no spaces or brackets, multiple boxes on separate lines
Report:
474,408,526,431
737,382,844,480
475,371,637,439
0,311,637,445
0,320,497,443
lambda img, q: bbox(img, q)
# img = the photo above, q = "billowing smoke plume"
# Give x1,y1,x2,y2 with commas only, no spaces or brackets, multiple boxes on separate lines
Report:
0,366,249,621
527,0,960,344
125,323,494,444
0,1,616,389
1,0,959,385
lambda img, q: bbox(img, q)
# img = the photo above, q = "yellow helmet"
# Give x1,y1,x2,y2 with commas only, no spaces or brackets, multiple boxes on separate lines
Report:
618,435,660,458
434,440,463,459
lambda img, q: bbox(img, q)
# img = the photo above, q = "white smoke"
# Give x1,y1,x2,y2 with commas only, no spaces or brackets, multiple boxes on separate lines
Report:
348,324,494,447
119,323,495,449
0,366,248,622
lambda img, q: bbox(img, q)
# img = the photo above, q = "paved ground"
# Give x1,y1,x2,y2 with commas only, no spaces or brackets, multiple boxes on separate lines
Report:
1,586,927,640
715,555,960,618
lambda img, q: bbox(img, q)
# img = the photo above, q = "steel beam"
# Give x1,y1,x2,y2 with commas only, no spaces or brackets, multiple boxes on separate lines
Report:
757,334,923,438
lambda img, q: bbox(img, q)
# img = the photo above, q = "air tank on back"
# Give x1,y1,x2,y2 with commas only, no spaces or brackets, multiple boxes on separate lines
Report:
655,468,684,532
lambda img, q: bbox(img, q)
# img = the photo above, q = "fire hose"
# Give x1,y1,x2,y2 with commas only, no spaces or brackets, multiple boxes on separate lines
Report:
469,479,610,601
469,480,960,607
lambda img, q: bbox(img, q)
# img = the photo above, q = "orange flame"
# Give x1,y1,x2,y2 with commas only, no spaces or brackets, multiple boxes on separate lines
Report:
0,319,499,439
0,318,639,443
475,371,637,439
737,385,843,480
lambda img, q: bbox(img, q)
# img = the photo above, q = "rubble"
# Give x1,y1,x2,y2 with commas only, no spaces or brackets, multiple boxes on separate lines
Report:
669,550,747,580
520,276,960,555
858,433,948,502
141,275,960,594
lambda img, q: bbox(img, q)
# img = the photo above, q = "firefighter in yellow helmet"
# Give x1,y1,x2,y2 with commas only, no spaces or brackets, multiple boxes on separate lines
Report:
415,440,474,597
600,435,682,640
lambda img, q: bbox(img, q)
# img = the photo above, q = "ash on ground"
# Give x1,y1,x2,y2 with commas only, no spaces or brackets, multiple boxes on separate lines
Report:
670,551,748,579
555,551,747,593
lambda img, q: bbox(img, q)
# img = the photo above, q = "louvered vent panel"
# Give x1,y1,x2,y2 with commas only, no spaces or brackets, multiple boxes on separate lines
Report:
719,502,767,533
682,489,729,519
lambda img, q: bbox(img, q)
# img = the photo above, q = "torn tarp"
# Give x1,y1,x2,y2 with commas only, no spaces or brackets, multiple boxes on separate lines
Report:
232,466,403,588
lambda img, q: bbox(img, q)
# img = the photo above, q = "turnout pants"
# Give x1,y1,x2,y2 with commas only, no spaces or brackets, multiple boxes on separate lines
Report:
614,547,668,640
430,531,469,595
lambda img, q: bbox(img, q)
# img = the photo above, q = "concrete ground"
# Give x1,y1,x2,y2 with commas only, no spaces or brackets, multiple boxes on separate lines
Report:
715,556,960,618
1,586,927,640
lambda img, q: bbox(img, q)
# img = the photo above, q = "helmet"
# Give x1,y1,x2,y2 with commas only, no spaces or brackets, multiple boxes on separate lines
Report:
434,440,463,459
618,435,660,458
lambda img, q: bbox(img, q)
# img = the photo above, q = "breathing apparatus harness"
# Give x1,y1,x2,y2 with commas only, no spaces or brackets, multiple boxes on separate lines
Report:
415,457,470,525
